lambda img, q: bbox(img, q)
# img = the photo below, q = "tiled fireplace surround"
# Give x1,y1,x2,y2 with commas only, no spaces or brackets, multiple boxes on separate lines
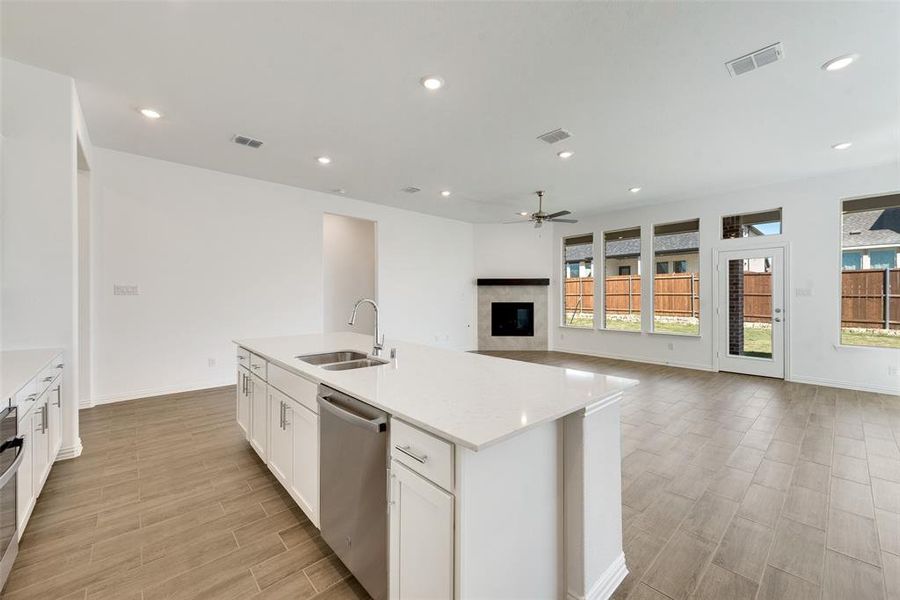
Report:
476,278,550,351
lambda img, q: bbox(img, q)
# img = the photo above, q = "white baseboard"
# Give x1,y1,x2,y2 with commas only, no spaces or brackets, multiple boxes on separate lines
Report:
55,437,82,461
553,345,714,373
788,374,899,396
91,379,234,405
567,553,628,600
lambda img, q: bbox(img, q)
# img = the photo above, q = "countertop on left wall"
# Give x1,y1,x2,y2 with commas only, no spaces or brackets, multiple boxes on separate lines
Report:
1,348,64,402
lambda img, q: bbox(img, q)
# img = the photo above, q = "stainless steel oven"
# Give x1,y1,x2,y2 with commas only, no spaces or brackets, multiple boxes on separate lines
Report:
0,405,23,589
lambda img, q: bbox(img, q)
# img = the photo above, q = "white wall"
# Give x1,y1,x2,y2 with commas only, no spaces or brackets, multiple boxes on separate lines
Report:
1,58,91,456
323,213,376,334
473,224,555,279
91,149,475,403
475,163,900,394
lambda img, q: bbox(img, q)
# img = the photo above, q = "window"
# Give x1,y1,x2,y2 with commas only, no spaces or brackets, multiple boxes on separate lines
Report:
842,251,862,271
603,227,641,331
674,260,688,274
870,249,897,270
563,234,593,328
653,219,700,335
723,208,782,239
841,195,900,348
656,261,669,274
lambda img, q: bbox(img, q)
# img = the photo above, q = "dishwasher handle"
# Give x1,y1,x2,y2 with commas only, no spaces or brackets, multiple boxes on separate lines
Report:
318,393,387,433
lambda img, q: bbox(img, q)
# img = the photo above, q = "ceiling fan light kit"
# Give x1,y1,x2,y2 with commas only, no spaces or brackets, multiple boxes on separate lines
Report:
504,191,579,228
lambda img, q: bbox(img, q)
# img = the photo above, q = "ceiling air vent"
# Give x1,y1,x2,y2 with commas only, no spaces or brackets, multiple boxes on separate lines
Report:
726,43,784,77
536,128,572,145
232,134,264,148
401,186,421,194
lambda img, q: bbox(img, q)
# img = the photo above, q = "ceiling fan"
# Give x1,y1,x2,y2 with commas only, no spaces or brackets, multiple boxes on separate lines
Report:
504,191,578,228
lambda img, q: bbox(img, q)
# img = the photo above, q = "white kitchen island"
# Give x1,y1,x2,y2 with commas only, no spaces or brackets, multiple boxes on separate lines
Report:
234,332,638,600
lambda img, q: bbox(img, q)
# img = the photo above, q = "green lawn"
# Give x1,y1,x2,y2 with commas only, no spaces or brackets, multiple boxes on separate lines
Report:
842,330,900,349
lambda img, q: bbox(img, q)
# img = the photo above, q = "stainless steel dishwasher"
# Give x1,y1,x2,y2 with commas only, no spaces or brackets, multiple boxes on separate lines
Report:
318,385,389,600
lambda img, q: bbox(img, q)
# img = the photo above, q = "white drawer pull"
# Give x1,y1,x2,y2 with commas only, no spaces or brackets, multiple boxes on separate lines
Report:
396,445,428,464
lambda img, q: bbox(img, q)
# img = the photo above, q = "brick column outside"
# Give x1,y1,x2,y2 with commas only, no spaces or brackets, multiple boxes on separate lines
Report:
722,215,742,239
728,260,744,355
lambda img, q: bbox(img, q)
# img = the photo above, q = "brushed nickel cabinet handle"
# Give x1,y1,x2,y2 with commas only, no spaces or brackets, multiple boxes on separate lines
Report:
395,445,428,464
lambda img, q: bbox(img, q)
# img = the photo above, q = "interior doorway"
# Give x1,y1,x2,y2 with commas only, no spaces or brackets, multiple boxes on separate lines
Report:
322,214,377,333
716,247,785,378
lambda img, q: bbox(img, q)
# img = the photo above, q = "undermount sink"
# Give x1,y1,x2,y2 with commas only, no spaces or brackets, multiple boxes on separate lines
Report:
321,358,389,371
296,350,368,365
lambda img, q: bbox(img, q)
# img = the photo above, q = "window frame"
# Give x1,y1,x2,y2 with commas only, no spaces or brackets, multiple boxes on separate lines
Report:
651,218,701,337
600,226,643,333
561,233,595,330
721,208,783,240
837,193,900,351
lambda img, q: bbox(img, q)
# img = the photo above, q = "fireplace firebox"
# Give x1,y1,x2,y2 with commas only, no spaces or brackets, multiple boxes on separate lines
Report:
491,302,534,337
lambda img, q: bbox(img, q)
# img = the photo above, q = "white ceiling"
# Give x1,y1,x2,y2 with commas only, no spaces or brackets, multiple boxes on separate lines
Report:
2,2,898,223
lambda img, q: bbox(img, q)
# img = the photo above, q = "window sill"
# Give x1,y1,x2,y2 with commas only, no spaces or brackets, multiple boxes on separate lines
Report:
647,330,701,339
597,327,642,334
833,343,899,353
558,324,595,331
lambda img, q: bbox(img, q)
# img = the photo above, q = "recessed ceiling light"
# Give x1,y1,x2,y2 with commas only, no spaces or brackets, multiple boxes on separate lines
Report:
331,188,346,195
822,54,858,72
440,190,451,197
420,76,444,91
518,212,530,216
316,156,332,165
832,142,852,150
629,187,642,193
557,150,575,159
139,108,162,119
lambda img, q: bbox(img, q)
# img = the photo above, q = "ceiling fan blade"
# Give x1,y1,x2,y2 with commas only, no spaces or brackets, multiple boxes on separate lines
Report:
551,218,578,223
502,219,532,224
546,210,571,219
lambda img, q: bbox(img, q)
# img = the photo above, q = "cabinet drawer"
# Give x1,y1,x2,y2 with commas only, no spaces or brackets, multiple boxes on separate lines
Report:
15,378,38,419
37,364,57,395
249,353,267,380
236,347,251,369
268,363,318,414
391,419,453,491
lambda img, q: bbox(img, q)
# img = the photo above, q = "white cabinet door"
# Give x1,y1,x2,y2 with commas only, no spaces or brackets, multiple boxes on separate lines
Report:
249,374,267,460
268,387,292,487
16,418,33,533
389,462,453,600
48,379,62,459
31,396,50,494
289,399,319,527
236,366,250,436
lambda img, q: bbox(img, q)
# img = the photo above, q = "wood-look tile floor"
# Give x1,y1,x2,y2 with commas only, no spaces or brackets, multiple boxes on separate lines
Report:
3,353,898,600
486,351,900,600
0,386,369,600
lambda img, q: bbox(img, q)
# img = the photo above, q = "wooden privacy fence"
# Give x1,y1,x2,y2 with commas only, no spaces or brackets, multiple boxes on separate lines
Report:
565,269,899,330
842,268,900,330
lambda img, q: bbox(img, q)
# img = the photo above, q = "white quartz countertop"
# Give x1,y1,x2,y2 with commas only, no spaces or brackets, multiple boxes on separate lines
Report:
235,333,638,451
1,348,63,403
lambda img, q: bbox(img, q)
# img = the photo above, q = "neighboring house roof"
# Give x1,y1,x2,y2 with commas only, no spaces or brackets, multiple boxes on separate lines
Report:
603,231,700,258
565,243,593,262
843,208,900,248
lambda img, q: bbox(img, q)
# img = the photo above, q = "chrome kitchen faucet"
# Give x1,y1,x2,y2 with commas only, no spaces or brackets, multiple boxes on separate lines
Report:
348,298,384,357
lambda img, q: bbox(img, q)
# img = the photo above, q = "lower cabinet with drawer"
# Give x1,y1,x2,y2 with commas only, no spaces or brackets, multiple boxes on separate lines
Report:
13,354,65,536
389,419,455,600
